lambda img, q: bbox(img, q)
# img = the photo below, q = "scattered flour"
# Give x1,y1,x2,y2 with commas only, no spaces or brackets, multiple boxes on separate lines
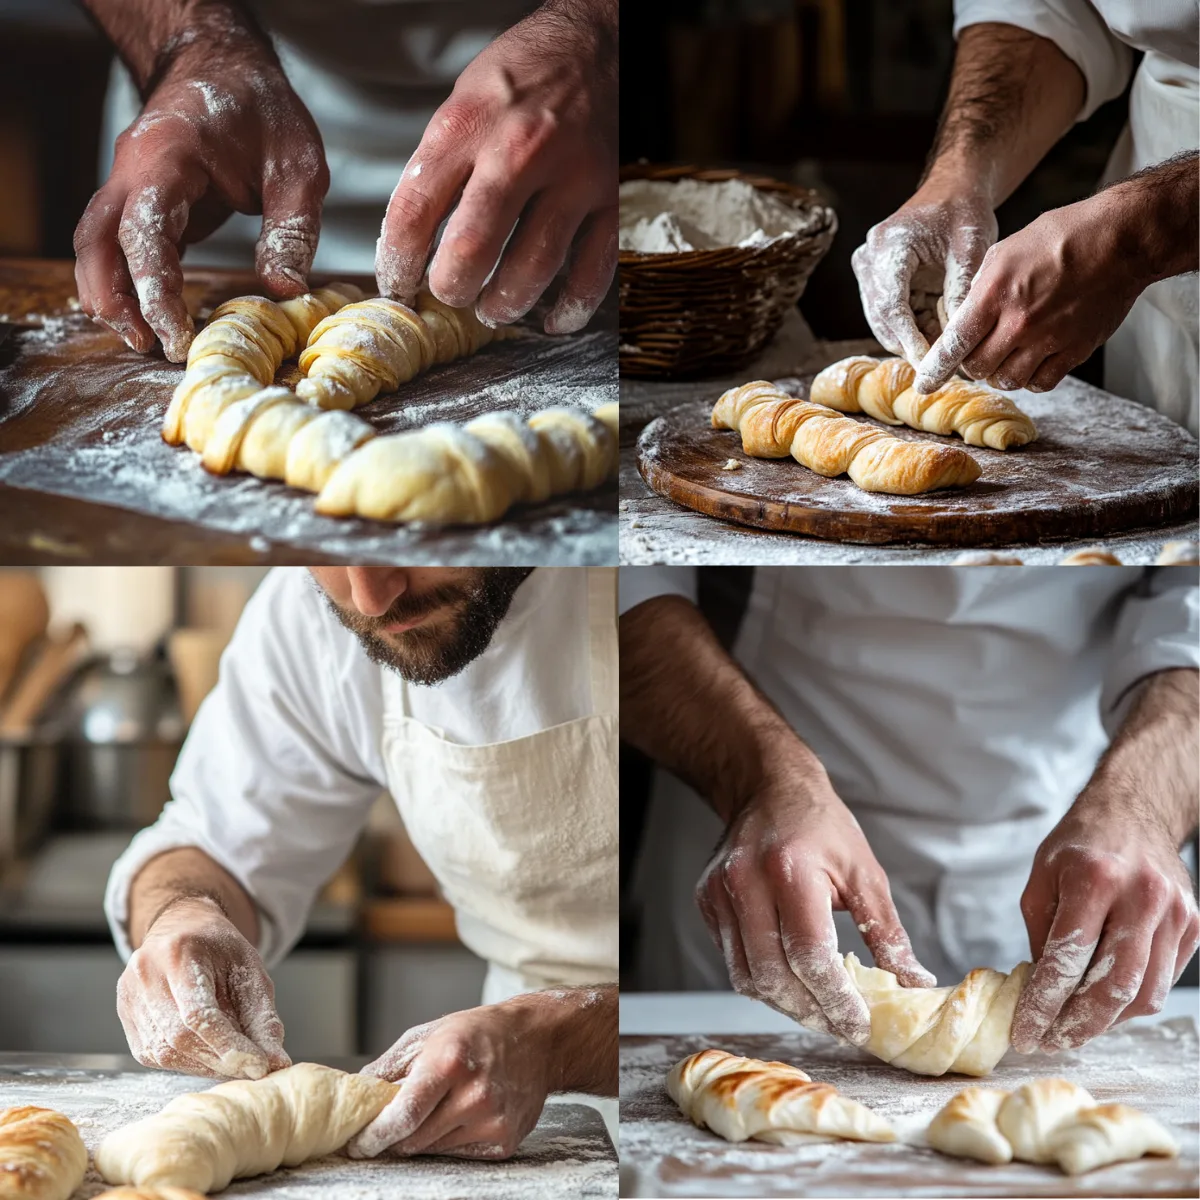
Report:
619,179,821,254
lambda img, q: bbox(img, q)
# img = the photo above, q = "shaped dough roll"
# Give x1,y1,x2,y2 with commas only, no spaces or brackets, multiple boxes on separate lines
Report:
1156,540,1200,566
1046,1104,1179,1176
1059,549,1122,565
843,952,1032,1077
926,1086,1012,1165
94,1062,398,1193
996,1079,1096,1164
297,293,511,410
667,1049,895,1146
712,381,981,495
810,356,1037,450
0,1105,88,1200
94,1190,208,1200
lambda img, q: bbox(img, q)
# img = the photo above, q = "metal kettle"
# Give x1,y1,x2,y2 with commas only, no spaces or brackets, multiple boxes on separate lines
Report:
48,648,185,830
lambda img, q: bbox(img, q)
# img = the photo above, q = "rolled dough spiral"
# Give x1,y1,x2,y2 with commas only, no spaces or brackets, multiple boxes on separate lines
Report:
810,356,1037,451
667,1049,895,1145
712,380,981,495
94,1062,398,1194
0,1106,88,1200
844,952,1032,1077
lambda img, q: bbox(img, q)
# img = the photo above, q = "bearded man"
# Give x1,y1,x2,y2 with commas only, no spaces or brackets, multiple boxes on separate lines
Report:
104,566,617,1160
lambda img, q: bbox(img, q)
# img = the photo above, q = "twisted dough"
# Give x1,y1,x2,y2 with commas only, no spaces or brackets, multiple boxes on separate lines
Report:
844,952,1031,1076
713,381,981,495
95,1063,398,1193
811,356,1037,450
0,1105,88,1200
667,1049,895,1145
296,293,515,410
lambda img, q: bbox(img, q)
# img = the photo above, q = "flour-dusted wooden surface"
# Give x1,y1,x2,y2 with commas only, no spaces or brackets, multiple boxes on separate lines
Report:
0,1055,616,1199
619,1022,1199,1198
618,314,1200,564
0,260,617,566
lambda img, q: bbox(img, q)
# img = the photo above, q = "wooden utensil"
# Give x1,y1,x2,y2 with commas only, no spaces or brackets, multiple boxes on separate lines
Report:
0,623,89,736
0,571,48,705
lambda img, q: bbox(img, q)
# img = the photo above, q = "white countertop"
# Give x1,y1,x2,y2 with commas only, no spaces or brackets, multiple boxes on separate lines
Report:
620,988,1199,1034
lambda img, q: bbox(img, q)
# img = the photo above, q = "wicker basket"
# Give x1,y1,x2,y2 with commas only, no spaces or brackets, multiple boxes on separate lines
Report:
619,164,837,379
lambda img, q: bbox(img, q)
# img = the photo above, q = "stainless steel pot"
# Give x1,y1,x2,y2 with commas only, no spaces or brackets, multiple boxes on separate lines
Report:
46,649,185,830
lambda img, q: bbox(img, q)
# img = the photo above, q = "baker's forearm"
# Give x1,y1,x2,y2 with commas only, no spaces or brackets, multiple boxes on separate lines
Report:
1101,152,1200,281
78,0,274,94
1079,668,1200,846
620,596,815,821
924,23,1084,206
520,984,617,1095
127,846,259,948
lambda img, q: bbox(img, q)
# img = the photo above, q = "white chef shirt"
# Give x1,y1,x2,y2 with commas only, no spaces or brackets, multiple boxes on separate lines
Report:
953,0,1197,120
621,566,1199,979
105,567,596,966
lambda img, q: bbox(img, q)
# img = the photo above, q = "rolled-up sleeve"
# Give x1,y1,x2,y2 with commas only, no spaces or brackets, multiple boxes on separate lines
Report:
953,0,1134,121
1101,567,1200,734
619,567,698,616
104,569,386,966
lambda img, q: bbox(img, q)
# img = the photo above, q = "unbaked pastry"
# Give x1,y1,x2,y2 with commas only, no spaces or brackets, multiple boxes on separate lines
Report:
712,381,981,495
297,293,514,410
810,356,1037,451
667,1049,895,1145
1059,548,1122,566
926,1081,1179,1176
1155,540,1199,566
843,952,1031,1077
0,1105,88,1200
953,552,1024,566
94,1062,398,1193
94,1190,207,1200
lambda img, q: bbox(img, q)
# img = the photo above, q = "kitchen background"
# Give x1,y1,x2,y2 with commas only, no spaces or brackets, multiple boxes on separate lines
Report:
0,566,485,1060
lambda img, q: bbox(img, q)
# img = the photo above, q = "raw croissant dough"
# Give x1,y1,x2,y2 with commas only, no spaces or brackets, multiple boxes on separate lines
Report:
712,381,981,495
94,1190,207,1200
843,952,1032,1077
94,1062,398,1193
927,1078,1179,1175
163,286,615,523
667,1049,895,1146
810,356,1037,450
0,1106,88,1200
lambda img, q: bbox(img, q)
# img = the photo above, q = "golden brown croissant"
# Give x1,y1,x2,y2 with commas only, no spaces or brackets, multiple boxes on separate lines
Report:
667,1049,894,1145
810,356,1037,450
0,1105,88,1200
713,381,981,495
296,293,515,410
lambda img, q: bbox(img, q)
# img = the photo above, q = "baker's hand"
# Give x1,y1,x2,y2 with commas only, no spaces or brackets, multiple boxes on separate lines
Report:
73,42,328,362
1011,803,1200,1054
695,752,936,1043
116,896,291,1079
375,0,617,335
348,995,571,1160
913,188,1149,395
851,184,997,368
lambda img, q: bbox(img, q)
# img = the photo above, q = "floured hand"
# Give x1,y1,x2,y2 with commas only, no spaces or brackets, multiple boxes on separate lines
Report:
851,186,996,369
73,37,327,363
116,896,291,1080
694,752,935,1044
375,0,617,336
347,994,574,1161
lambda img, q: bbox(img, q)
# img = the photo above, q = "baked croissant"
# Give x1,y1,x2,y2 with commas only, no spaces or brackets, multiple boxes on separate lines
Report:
296,293,514,410
164,282,364,449
94,1190,207,1200
95,1062,398,1193
1059,548,1122,565
315,406,617,524
927,1080,1179,1176
843,952,1031,1076
810,356,1037,450
0,1105,88,1200
667,1049,895,1146
1155,540,1199,565
713,381,981,495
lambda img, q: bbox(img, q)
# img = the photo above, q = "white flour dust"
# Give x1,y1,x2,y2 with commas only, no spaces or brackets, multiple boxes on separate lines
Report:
619,179,822,254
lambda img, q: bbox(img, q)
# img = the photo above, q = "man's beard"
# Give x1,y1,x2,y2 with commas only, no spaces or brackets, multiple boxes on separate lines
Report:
323,569,534,685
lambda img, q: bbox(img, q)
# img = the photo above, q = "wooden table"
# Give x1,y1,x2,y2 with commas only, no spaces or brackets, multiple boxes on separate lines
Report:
0,259,617,565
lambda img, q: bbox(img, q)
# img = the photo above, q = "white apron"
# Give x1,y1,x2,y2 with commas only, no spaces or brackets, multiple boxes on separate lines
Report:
1102,52,1199,435
379,568,618,1005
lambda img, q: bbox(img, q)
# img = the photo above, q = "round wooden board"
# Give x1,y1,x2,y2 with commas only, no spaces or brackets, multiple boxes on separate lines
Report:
636,374,1199,546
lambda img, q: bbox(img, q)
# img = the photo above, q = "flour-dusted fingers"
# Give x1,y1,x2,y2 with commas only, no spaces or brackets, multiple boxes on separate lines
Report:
851,236,928,366
942,220,994,319
475,187,589,327
346,1065,454,1158
988,345,1054,392
843,877,937,989
254,165,328,298
74,184,157,353
914,291,995,393
117,174,208,363
545,204,618,336
695,853,759,1002
165,961,275,1079
1027,351,1075,393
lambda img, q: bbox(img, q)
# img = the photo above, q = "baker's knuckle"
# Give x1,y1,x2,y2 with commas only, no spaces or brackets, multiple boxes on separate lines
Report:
430,99,483,148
